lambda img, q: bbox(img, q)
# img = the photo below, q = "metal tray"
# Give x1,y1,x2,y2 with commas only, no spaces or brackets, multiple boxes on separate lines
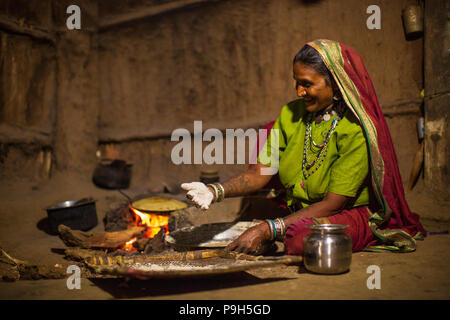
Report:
165,221,259,250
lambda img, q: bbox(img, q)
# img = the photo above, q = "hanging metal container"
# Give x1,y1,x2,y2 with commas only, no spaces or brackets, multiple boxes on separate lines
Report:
402,4,423,39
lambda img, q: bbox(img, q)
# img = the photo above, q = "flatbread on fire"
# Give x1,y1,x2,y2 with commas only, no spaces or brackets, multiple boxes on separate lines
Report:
132,197,187,212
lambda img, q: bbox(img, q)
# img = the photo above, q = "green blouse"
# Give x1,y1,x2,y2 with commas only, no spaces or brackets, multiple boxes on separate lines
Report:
258,99,369,208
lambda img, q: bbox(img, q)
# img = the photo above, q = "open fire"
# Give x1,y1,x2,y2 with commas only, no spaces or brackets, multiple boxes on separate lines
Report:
122,205,170,251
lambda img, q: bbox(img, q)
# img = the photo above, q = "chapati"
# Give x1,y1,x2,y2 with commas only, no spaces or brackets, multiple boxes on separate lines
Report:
132,197,187,212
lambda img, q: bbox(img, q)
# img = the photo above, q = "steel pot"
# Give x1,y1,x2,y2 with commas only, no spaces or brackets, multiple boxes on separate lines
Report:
303,224,352,274
46,198,98,234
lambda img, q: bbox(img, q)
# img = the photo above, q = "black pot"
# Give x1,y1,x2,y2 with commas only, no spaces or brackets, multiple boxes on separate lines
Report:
92,159,132,189
46,198,98,234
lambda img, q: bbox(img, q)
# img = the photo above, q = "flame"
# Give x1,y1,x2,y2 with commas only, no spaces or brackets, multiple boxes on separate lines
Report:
121,206,170,252
123,237,137,251
130,205,169,238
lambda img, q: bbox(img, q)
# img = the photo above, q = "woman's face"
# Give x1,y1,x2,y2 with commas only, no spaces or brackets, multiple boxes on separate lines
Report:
293,61,334,113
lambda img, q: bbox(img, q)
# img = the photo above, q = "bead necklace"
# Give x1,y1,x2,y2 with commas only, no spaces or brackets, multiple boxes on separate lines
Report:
302,112,340,179
310,110,337,149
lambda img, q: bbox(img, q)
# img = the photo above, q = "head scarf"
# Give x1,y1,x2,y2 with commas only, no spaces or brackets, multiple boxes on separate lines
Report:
307,39,426,251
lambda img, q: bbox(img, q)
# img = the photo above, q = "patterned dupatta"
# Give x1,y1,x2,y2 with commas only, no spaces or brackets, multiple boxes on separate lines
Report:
308,39,426,252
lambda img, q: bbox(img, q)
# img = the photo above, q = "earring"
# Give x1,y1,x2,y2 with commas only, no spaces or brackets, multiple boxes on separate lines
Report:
333,96,340,101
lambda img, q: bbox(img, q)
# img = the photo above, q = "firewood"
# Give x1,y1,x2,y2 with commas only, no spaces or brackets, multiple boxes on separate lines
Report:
0,245,78,281
58,225,145,249
133,238,150,251
143,228,167,254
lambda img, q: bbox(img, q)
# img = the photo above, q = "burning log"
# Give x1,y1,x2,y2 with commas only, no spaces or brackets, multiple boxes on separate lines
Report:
104,202,136,232
58,224,145,249
133,237,150,252
142,228,168,255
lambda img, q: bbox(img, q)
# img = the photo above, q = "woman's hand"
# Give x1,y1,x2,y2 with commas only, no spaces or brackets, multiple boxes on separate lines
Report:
181,182,215,210
225,222,272,255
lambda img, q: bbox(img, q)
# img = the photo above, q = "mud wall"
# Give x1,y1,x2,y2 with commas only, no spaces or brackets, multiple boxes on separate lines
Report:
0,0,427,193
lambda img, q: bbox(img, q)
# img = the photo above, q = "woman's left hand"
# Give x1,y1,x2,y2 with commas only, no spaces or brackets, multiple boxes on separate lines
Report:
225,222,272,255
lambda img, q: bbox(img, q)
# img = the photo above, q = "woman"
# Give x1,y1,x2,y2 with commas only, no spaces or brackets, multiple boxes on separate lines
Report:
181,39,426,255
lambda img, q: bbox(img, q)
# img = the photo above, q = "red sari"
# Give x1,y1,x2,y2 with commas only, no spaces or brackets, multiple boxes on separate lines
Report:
278,40,426,254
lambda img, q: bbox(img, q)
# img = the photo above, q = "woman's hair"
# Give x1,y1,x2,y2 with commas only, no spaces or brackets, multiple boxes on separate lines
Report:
293,45,332,86
293,44,346,115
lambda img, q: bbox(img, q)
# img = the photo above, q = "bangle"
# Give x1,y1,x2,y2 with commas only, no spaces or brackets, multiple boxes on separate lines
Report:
274,218,286,241
208,183,225,202
207,184,219,202
265,219,276,241
216,183,225,201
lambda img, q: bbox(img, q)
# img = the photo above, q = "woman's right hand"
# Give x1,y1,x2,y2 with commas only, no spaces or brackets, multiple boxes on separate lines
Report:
180,182,215,210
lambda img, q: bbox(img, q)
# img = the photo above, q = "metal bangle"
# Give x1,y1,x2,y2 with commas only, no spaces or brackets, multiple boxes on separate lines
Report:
274,218,281,240
216,183,225,202
279,218,286,236
207,184,219,202
265,219,276,241
274,218,286,241
212,183,225,202
265,219,274,241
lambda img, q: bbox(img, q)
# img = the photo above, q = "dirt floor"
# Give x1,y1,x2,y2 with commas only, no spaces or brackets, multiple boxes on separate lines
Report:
0,172,449,300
